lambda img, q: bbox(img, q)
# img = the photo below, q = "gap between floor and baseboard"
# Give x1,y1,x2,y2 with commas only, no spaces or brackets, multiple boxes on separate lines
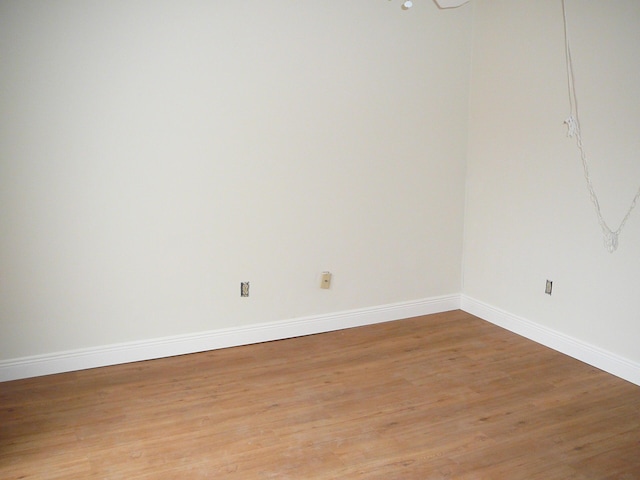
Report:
1,294,638,386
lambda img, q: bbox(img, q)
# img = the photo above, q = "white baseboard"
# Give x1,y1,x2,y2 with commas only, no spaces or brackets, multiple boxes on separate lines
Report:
0,294,460,382
5,294,638,386
460,295,640,387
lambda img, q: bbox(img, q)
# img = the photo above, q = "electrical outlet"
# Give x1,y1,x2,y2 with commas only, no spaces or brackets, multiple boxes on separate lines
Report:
241,282,250,297
320,272,332,289
545,280,553,295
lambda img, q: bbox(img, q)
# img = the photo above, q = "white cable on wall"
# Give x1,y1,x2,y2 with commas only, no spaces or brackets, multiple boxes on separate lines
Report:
562,0,640,252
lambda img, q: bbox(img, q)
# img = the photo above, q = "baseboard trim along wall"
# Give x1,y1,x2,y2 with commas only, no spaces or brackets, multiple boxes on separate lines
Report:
460,295,640,387
2,294,638,386
0,295,460,382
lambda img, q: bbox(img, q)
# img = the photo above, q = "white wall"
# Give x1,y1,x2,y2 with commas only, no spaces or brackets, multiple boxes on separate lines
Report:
0,1,472,360
463,0,640,363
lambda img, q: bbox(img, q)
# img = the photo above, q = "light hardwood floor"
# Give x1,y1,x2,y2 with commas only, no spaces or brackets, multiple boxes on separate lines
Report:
1,310,639,479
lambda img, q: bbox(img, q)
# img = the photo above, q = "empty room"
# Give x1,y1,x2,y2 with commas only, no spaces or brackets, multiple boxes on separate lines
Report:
1,0,639,478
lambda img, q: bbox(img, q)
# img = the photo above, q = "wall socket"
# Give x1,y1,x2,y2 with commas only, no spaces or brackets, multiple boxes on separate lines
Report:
241,282,250,297
320,272,332,289
545,280,553,295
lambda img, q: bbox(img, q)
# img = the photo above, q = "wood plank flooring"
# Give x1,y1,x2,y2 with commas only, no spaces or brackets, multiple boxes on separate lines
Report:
1,310,639,479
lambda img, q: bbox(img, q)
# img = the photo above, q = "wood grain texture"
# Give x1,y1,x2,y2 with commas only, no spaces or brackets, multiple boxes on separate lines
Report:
1,310,639,479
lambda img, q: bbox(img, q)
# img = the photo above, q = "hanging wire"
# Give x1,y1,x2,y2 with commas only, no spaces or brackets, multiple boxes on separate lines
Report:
562,0,640,252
